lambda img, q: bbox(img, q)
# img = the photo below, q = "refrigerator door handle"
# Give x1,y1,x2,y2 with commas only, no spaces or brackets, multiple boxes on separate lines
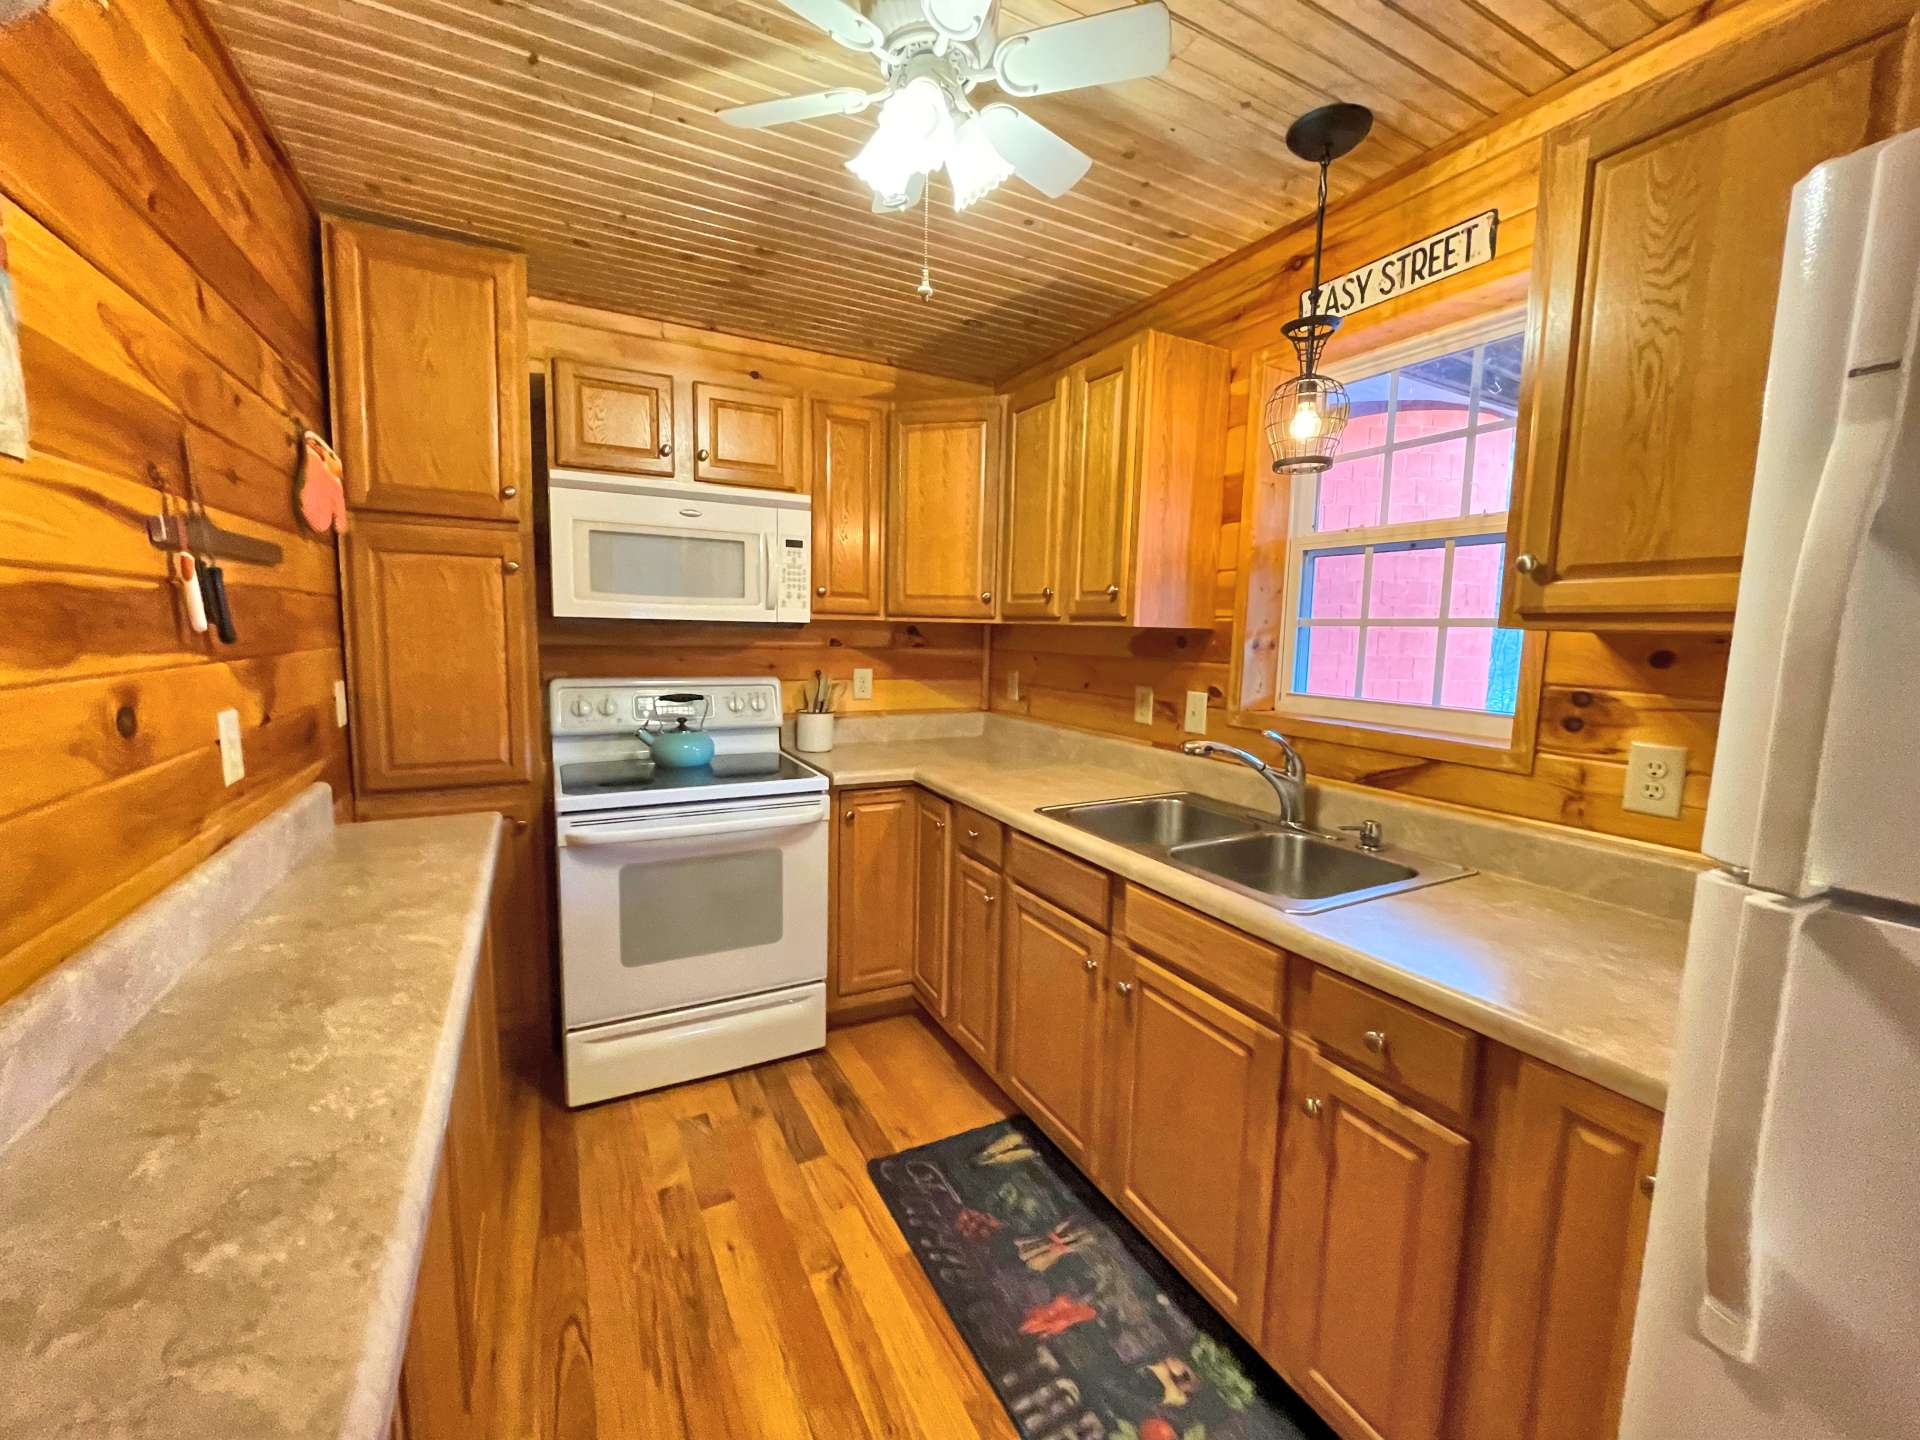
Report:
1695,897,1801,1364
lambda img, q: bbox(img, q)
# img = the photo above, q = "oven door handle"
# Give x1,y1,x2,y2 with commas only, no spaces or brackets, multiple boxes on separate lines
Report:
562,808,823,847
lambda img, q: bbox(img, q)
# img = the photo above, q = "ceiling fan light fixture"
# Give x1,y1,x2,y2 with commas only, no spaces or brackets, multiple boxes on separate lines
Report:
948,116,1014,210
846,75,955,202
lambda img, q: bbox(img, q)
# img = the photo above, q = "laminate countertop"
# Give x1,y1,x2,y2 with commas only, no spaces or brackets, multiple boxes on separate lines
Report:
0,810,503,1440
806,737,1690,1110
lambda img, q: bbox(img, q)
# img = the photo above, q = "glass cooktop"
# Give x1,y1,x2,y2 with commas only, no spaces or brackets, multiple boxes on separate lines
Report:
557,751,819,798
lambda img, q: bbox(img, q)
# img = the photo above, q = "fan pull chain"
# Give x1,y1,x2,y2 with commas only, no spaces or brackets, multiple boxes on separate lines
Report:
916,181,935,302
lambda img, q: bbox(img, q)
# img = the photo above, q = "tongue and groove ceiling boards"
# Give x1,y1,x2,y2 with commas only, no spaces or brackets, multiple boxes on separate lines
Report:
203,0,1689,383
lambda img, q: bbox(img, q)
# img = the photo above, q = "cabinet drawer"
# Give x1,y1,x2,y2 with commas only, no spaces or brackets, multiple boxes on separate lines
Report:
955,806,1004,866
1006,832,1108,928
1116,884,1284,1025
1300,966,1478,1119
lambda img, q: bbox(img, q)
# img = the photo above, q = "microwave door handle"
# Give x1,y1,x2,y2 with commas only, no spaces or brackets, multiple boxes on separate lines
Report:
563,809,822,846
764,532,775,612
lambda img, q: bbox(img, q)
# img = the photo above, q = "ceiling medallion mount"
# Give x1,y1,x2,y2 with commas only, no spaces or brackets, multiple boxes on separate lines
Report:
1266,102,1376,475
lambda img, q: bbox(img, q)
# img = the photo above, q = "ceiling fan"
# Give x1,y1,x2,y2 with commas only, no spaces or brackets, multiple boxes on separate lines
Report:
719,0,1173,213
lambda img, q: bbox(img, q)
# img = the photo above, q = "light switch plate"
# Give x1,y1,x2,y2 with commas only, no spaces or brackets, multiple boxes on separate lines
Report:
1133,686,1154,725
851,667,874,701
216,708,245,787
334,679,349,728
1006,669,1021,702
1623,741,1687,818
1183,690,1209,734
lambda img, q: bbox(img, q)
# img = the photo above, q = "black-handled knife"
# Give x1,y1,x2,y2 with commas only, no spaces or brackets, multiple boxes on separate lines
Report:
202,558,237,644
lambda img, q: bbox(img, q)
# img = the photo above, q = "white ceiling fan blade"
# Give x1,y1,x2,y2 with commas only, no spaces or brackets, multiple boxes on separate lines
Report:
718,87,870,129
923,0,993,42
979,104,1092,199
771,0,886,51
992,1,1171,97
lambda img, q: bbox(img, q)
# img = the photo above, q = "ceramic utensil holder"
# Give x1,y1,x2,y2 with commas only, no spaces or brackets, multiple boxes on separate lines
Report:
795,711,835,753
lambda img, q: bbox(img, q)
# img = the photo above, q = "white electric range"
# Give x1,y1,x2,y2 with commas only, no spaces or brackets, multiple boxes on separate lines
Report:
550,677,829,1106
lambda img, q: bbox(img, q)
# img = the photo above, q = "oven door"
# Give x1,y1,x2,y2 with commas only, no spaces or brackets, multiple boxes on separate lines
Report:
548,482,809,622
555,794,828,1030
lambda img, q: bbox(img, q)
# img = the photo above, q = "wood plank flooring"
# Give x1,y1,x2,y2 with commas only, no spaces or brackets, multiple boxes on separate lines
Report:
488,1015,1023,1439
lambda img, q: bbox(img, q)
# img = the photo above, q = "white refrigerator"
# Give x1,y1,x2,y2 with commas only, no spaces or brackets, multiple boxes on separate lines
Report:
1620,131,1920,1437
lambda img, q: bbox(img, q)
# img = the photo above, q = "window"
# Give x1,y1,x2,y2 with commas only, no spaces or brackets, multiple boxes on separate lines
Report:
1277,316,1527,744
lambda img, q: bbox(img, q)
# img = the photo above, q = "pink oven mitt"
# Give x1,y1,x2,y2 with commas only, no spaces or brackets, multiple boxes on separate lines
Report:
296,430,348,534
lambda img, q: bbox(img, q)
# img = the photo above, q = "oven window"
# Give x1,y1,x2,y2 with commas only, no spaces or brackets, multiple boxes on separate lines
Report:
616,850,783,967
588,528,749,600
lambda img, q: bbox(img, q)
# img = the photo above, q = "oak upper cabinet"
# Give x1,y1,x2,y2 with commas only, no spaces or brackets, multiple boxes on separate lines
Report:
999,884,1109,1172
324,218,526,524
889,396,1007,619
1060,330,1230,626
549,357,675,475
1267,1040,1471,1440
947,852,1003,1072
832,787,917,1001
1104,949,1284,1331
810,398,888,615
913,789,953,1017
345,518,533,793
1450,1052,1663,1440
1000,373,1069,619
693,379,803,491
1505,23,1896,630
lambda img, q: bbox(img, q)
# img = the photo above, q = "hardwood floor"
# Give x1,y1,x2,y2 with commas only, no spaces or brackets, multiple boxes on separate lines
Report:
488,1015,1023,1439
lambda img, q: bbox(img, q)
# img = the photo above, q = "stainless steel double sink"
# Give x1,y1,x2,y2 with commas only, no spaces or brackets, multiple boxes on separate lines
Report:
1038,792,1473,915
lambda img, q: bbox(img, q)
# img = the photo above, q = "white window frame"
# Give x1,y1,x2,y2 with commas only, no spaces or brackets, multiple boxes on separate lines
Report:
1276,310,1526,744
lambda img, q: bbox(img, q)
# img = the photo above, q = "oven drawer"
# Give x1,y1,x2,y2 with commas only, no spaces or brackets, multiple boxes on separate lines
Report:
564,983,825,1107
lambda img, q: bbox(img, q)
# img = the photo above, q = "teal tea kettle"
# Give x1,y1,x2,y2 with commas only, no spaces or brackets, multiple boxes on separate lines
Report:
644,693,715,769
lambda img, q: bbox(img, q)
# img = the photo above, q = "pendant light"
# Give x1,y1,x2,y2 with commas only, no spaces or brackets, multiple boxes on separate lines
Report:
1264,103,1374,474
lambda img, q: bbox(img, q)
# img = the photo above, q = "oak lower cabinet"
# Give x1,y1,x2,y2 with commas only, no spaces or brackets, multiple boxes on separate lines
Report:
999,884,1109,1171
1449,1051,1663,1440
912,790,953,1016
830,787,918,1007
1104,948,1283,1331
946,852,1002,1070
889,396,1007,619
1266,1039,1472,1440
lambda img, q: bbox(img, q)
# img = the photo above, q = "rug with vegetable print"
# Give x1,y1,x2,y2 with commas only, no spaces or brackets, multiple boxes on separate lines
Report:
869,1118,1334,1440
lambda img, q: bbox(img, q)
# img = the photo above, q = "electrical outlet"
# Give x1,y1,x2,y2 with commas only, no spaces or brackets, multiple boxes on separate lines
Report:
1183,690,1209,735
852,667,874,701
334,679,349,728
1622,741,1687,818
1006,669,1021,702
217,708,245,787
1133,686,1154,726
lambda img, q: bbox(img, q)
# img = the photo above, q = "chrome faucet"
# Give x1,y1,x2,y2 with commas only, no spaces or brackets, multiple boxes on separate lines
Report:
1182,729,1309,829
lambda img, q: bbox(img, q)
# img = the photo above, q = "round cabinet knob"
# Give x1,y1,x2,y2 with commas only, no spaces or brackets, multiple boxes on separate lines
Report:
659,442,673,458
1514,552,1542,575
980,591,993,604
501,486,519,500
697,447,711,462
933,819,946,831
1642,1174,1657,1196
1115,980,1134,996
983,892,996,904
966,828,980,841
502,559,521,574
1041,585,1054,601
816,585,827,597
1363,1028,1388,1055
843,809,855,822
1302,1096,1324,1119
1106,583,1120,599
1082,958,1099,974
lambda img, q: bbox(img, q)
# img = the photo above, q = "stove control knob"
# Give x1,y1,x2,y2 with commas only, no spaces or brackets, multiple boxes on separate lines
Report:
750,693,767,713
599,697,618,717
728,694,745,713
571,697,592,719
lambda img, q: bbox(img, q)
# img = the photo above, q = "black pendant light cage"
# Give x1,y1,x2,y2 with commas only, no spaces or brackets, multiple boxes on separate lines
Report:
1266,103,1374,476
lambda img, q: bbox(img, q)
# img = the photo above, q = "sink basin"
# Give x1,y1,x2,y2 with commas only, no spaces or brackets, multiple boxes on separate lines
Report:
1170,831,1417,904
1038,791,1472,914
1040,793,1255,849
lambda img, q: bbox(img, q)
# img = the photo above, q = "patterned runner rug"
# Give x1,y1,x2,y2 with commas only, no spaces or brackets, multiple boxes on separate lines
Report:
869,1117,1333,1440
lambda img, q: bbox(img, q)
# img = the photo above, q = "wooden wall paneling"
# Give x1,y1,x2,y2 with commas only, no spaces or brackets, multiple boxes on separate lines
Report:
0,0,345,1006
808,397,888,616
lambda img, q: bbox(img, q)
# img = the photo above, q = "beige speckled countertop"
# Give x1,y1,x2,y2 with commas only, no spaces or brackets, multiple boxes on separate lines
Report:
805,728,1690,1109
0,808,503,1440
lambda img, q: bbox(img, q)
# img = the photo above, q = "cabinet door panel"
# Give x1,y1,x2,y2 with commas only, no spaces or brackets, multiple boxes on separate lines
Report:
550,358,674,475
1001,375,1067,619
913,790,953,1016
810,398,888,615
325,219,525,523
1001,885,1107,1170
694,381,803,491
1507,35,1888,627
947,852,1001,1072
346,519,531,792
833,788,917,997
1269,1043,1470,1440
1065,340,1137,620
1106,951,1282,1329
889,397,1006,619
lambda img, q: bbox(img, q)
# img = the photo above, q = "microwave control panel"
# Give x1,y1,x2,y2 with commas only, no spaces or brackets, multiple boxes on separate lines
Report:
774,508,811,622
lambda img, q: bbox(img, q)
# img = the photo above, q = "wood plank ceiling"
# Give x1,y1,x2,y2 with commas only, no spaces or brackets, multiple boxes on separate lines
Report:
204,0,1686,382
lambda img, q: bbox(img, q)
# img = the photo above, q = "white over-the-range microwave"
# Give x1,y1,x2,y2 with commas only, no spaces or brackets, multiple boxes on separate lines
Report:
547,466,811,623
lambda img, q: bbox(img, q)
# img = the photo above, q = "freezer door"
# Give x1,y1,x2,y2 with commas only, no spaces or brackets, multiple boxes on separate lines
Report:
1622,870,1920,1437
1705,132,1920,903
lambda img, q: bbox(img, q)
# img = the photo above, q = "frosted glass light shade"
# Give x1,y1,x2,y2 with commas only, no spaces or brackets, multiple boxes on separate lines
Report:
948,117,1014,210
847,77,954,205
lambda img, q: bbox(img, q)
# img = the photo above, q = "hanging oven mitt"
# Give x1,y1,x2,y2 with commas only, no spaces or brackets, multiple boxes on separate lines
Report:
296,430,348,534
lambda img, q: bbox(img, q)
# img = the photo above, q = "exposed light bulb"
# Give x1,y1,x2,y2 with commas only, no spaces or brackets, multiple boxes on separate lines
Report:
948,116,1014,210
847,77,954,206
1289,399,1326,442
